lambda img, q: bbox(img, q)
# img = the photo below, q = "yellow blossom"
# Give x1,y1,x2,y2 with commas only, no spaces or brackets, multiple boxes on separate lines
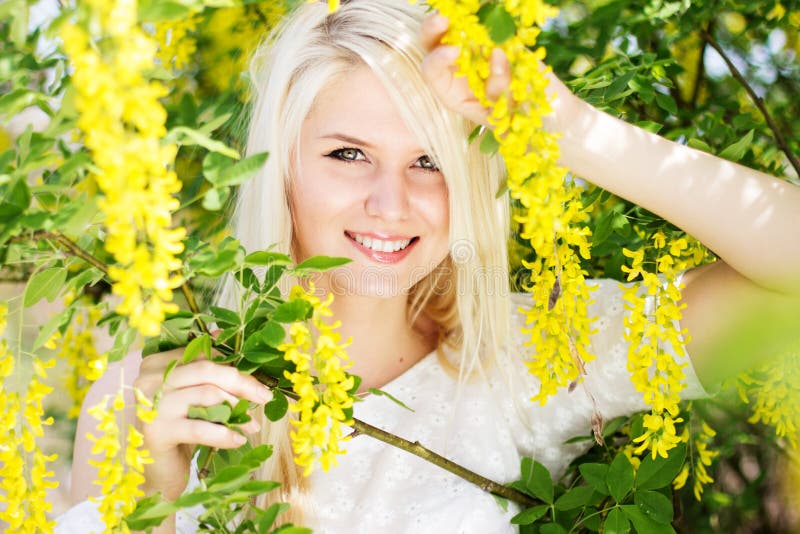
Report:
60,1,185,338
87,390,155,532
279,284,355,475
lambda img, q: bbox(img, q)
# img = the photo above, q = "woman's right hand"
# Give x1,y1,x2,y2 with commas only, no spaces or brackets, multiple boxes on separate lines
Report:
133,349,272,501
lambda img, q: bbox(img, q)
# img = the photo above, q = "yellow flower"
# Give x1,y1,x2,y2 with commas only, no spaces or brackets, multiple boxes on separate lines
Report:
87,390,154,531
279,283,355,475
633,413,684,459
61,2,186,338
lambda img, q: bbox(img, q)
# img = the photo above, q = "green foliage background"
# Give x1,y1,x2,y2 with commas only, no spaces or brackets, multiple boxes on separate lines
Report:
1,0,799,531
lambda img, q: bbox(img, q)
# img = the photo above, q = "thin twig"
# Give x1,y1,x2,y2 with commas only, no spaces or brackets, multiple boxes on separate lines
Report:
252,371,540,508
700,30,800,177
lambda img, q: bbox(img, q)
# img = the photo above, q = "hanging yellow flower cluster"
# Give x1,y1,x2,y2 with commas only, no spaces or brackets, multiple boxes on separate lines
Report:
60,1,185,337
86,390,155,532
424,0,595,403
673,418,719,500
621,231,707,458
58,301,109,419
279,284,355,475
737,345,800,448
154,16,198,71
0,302,59,532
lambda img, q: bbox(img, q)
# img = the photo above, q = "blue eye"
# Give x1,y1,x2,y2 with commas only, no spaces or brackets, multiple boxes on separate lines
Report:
416,155,439,172
326,148,365,161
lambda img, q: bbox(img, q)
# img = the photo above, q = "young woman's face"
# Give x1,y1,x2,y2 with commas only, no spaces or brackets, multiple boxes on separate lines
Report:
291,65,450,298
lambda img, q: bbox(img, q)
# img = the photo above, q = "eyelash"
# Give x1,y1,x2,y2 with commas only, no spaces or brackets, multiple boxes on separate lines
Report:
325,148,440,172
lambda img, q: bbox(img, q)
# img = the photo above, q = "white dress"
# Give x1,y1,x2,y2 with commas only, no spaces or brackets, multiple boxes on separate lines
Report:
55,279,708,533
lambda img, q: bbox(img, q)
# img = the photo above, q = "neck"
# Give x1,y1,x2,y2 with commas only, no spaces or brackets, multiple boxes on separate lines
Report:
326,292,437,391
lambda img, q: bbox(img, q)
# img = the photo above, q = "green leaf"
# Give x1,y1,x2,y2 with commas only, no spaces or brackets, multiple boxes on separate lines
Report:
607,453,634,502
479,129,500,155
188,403,232,424
367,387,414,412
183,334,211,364
292,255,351,273
687,138,713,153
213,152,269,187
620,504,676,534
256,321,285,348
173,491,215,509
655,92,678,115
272,299,313,323
166,126,240,159
137,0,195,21
257,502,289,531
634,489,673,524
24,267,66,306
240,444,274,468
540,523,568,534
636,442,686,490
521,458,554,504
206,465,251,492
0,178,31,219
33,306,73,350
202,186,229,211
603,507,630,534
467,125,484,144
510,504,549,525
477,2,516,44
244,250,292,267
210,306,241,328
554,485,595,510
636,443,686,490
125,493,177,531
719,129,754,162
579,463,610,495
264,390,289,422
605,70,635,100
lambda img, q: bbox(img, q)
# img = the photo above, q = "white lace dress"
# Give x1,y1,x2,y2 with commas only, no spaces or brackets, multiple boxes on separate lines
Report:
55,279,707,533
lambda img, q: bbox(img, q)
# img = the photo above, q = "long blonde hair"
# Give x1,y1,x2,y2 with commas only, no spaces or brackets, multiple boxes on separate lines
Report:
224,0,512,523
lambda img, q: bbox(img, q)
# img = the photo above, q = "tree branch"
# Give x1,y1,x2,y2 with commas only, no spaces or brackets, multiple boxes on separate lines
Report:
700,30,800,177
252,371,540,508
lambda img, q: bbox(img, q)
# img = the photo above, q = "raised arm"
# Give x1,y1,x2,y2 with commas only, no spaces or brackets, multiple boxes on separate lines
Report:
420,14,800,386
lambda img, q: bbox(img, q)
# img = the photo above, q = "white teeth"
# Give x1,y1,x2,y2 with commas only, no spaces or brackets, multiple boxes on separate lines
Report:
351,233,412,253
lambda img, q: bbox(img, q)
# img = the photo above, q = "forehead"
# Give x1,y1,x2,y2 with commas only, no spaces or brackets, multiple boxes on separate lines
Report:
303,65,425,152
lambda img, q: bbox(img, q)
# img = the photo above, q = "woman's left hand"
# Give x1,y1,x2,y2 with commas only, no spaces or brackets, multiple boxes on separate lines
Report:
419,14,511,126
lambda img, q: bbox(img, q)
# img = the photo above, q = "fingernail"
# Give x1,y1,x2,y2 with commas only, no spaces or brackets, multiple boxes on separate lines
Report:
433,13,449,29
491,49,507,75
233,433,247,446
258,386,273,403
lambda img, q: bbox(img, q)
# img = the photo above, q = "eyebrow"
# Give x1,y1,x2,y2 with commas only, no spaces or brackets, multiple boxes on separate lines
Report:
318,133,375,148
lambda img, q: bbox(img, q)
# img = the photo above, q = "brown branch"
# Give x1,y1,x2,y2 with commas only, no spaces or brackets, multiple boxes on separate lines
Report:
253,371,540,508
700,30,800,177
690,26,711,109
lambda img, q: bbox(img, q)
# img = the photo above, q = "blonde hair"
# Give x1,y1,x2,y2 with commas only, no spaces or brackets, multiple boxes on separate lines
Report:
224,0,512,524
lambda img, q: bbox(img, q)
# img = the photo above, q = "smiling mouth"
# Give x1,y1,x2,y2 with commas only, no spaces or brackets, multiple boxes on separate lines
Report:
345,232,419,253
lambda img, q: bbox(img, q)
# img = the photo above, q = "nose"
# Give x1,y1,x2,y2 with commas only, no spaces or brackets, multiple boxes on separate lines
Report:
365,167,410,222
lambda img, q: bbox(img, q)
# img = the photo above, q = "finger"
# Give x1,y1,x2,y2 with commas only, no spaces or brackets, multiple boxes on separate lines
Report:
420,13,449,52
486,48,511,102
173,419,249,449
164,360,272,404
157,384,243,421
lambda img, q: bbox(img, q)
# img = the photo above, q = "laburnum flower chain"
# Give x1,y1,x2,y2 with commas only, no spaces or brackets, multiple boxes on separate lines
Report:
279,284,356,475
60,0,185,338
86,390,157,533
621,231,708,460
424,0,596,403
0,302,59,532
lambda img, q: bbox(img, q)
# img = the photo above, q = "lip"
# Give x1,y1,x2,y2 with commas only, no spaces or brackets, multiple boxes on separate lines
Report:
344,231,418,264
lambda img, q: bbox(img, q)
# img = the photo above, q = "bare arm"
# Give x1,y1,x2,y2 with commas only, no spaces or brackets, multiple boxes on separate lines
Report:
420,14,800,387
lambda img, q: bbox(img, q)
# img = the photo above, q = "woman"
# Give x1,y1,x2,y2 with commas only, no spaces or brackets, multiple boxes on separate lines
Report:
61,0,800,532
